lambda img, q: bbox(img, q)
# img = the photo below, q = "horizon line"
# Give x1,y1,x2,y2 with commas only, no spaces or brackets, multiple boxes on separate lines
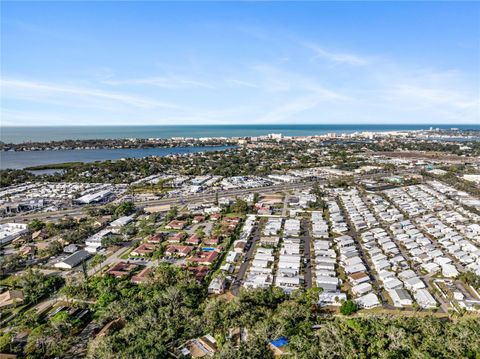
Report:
1,123,479,128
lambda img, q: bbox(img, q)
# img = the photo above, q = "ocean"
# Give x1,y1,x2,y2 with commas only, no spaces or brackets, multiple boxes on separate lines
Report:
2,124,479,144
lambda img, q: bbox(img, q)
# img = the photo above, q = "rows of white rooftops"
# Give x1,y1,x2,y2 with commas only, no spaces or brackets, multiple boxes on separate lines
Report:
365,194,403,223
243,216,305,294
337,188,439,309
312,211,347,306
326,199,348,234
338,188,379,231
428,180,480,211
384,183,480,276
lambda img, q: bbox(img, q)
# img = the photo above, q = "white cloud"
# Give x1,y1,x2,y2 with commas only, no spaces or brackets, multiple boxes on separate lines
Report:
102,75,215,89
1,79,179,109
301,41,368,66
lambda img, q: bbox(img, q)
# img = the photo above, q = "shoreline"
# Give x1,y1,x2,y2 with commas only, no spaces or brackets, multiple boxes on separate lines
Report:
2,124,479,145
1,128,479,152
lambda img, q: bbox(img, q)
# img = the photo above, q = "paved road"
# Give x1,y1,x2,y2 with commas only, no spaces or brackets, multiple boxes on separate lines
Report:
1,169,422,225
231,223,261,296
337,197,394,308
87,245,132,276
0,182,317,224
301,220,313,289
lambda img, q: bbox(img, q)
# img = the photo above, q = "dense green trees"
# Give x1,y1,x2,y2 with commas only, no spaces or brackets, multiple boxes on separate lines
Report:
340,300,359,315
4,262,480,359
17,269,64,304
28,219,45,232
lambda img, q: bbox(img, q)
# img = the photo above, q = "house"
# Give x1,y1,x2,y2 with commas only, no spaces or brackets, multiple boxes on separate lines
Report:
351,282,372,296
210,213,222,221
344,263,367,275
208,276,227,294
226,251,240,263
355,293,380,309
383,277,403,290
315,276,339,292
318,291,347,307
31,229,49,241
131,243,157,256
388,289,413,307
165,245,193,257
179,334,217,358
188,250,219,266
54,250,91,269
0,290,24,309
19,245,35,257
131,267,152,284
186,234,202,245
348,272,370,286
106,262,139,278
203,236,222,246
168,232,186,243
260,237,280,247
147,233,165,244
192,215,205,224
268,337,289,356
186,266,210,281
63,244,78,253
109,215,134,229
414,289,437,309
403,277,426,292
233,240,247,253
165,220,187,230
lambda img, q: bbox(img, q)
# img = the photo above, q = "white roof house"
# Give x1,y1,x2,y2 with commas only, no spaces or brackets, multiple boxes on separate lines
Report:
413,289,437,309
382,277,403,290
388,289,413,307
355,293,380,309
351,282,373,296
318,291,347,307
441,264,459,278
403,277,426,292
344,263,367,274
226,251,240,263
315,276,339,292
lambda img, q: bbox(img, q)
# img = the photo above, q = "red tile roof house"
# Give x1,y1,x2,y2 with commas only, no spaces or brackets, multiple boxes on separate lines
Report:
106,262,139,278
147,233,165,244
165,245,194,257
224,217,241,224
131,243,158,256
186,234,202,245
203,235,223,246
165,220,187,230
131,267,153,284
192,215,205,224
210,213,222,221
167,232,186,243
188,249,219,266
186,266,210,281
234,240,247,253
221,217,241,233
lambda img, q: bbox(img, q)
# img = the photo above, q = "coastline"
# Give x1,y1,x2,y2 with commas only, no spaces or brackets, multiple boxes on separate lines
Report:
2,124,480,144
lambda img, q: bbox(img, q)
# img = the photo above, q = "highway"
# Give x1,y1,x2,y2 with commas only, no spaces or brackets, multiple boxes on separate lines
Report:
0,169,420,225
0,181,317,224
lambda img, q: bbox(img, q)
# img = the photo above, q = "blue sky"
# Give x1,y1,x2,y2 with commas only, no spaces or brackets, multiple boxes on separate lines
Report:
1,1,479,126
